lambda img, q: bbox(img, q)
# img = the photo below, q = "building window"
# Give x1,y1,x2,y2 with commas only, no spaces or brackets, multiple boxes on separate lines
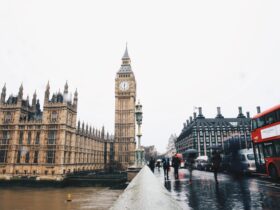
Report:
51,111,58,122
46,150,55,164
35,132,40,144
2,131,9,144
34,151,39,164
48,131,56,144
17,151,21,163
19,131,23,145
27,131,31,144
4,112,12,123
25,152,30,163
0,149,7,163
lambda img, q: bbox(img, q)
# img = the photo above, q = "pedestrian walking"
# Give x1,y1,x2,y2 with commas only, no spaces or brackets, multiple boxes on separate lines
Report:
172,154,180,179
187,155,195,183
148,157,155,173
156,160,161,171
211,150,222,183
162,157,170,180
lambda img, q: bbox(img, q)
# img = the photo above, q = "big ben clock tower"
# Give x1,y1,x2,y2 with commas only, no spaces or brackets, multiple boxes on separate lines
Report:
114,46,136,168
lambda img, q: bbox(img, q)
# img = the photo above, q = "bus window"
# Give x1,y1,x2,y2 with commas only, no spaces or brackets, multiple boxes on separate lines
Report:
265,112,276,125
264,143,275,158
275,141,280,156
252,119,258,130
257,117,265,128
258,144,265,164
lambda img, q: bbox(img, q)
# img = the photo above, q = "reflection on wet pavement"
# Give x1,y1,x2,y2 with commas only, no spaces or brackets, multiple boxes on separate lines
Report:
155,168,280,210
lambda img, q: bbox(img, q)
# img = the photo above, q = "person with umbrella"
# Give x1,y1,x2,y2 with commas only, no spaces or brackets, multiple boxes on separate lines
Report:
210,146,222,183
185,149,197,183
172,153,180,179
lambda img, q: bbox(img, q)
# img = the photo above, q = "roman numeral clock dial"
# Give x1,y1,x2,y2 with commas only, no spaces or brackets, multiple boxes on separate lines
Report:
119,81,129,91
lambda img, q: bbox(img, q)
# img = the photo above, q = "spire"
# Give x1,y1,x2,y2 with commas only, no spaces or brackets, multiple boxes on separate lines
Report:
101,126,105,139
122,43,129,59
119,44,132,73
73,88,78,108
1,83,6,103
64,81,68,94
32,90,37,107
44,81,50,104
18,83,23,100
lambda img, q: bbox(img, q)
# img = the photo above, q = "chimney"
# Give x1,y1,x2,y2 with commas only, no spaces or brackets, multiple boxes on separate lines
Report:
193,112,197,119
246,112,250,118
199,107,202,116
238,106,242,114
217,107,221,115
189,116,193,123
197,107,205,118
257,106,261,114
237,106,245,118
187,120,190,126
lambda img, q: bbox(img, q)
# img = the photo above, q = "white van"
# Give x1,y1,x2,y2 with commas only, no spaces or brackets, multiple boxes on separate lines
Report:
238,148,256,173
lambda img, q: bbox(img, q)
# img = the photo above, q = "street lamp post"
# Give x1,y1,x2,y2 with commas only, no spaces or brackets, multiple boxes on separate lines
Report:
135,100,144,167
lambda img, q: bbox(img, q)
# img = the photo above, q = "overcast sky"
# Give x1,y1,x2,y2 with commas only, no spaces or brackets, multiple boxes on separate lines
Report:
1,0,280,153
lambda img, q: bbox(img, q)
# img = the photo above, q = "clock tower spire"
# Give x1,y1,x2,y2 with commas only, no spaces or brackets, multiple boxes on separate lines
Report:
114,45,137,168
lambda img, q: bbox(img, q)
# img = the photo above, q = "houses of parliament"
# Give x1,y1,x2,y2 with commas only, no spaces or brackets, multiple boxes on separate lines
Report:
0,47,137,180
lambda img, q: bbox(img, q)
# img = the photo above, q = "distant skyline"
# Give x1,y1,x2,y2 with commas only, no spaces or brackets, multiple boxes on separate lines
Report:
1,0,280,153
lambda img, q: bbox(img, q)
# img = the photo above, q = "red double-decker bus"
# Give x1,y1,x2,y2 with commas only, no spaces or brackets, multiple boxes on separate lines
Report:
251,104,280,179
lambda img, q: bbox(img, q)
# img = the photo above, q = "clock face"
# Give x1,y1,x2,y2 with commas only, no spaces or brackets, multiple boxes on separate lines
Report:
119,81,129,91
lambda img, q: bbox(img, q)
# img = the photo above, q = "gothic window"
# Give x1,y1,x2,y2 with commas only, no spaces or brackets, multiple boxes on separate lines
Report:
48,130,56,144
35,132,40,145
46,150,56,164
19,131,23,145
4,112,12,123
27,131,31,144
25,152,30,163
1,131,9,144
34,151,39,164
0,148,7,163
17,151,21,163
51,111,58,122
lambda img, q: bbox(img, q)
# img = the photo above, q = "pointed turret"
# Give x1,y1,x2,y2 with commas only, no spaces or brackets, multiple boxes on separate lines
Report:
44,81,50,104
1,83,6,104
73,88,78,108
26,95,30,106
18,83,23,101
122,43,130,59
119,44,132,73
32,90,37,108
101,126,105,139
64,81,68,94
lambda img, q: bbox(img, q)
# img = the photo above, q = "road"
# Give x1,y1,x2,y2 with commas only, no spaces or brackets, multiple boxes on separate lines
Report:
154,167,280,210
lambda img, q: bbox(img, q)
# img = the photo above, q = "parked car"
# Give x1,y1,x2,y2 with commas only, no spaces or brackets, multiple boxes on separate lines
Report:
238,148,256,174
195,156,212,171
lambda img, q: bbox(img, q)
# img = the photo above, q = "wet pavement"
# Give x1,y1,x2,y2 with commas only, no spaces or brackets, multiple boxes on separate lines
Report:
154,167,280,210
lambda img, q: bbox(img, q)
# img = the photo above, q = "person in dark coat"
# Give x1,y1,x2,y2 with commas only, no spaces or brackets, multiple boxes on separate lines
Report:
172,154,180,179
162,157,170,180
148,157,155,173
211,151,222,183
187,155,195,183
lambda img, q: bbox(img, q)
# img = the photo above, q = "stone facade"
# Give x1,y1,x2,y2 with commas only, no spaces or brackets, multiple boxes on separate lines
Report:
0,83,113,180
114,46,136,168
176,107,252,157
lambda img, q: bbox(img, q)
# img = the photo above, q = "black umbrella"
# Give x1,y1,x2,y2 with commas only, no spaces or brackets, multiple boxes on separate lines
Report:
209,145,223,153
185,149,198,154
184,149,198,158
